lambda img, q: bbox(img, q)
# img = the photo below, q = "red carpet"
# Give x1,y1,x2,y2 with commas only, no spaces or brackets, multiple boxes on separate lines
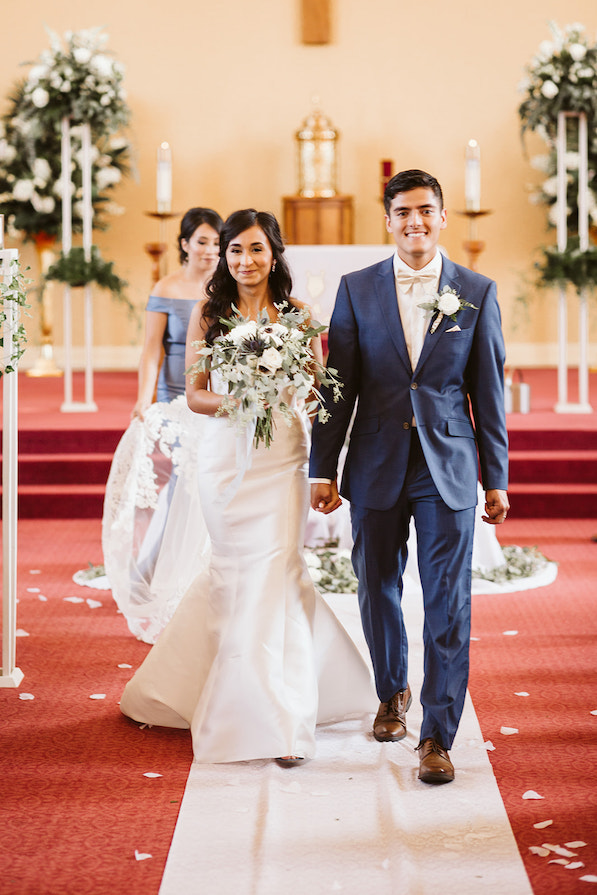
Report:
470,518,597,893
0,519,189,895
2,515,597,893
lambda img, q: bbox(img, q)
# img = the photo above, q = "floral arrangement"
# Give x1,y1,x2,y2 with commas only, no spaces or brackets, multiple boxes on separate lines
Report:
305,544,357,594
518,21,597,291
20,27,129,133
44,245,136,316
535,238,597,293
188,304,342,448
0,28,131,241
0,258,31,375
418,286,477,334
472,545,551,584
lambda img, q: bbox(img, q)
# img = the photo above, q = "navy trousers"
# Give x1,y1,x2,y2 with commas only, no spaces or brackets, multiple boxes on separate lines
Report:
350,430,475,750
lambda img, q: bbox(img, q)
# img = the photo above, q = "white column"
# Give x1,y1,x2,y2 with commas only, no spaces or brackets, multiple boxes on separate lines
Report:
554,111,592,414
0,234,24,687
61,121,97,412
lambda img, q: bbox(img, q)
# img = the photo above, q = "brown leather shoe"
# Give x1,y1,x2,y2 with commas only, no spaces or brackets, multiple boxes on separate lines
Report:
416,738,455,784
373,685,412,742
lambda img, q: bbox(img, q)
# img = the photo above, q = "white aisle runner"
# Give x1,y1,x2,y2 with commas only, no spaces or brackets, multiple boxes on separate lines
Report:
159,587,533,895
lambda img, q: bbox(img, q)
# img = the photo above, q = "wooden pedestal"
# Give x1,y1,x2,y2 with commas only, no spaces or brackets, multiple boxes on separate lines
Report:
282,195,353,245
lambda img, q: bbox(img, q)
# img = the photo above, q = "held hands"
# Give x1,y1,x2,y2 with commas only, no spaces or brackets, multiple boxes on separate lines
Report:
482,489,510,525
310,480,342,515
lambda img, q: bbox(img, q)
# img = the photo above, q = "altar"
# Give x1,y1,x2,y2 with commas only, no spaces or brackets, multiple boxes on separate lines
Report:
285,244,392,323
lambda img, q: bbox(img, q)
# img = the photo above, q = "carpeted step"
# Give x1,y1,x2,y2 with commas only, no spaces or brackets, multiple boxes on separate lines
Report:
509,449,597,484
16,428,124,454
14,453,114,485
2,484,106,519
507,482,597,518
508,428,596,451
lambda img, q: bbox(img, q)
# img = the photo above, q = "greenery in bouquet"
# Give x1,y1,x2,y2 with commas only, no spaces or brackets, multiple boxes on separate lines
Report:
188,303,343,449
0,27,132,241
0,257,32,375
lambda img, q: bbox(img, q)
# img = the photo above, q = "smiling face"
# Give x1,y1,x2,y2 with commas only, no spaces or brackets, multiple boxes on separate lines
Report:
385,187,447,270
225,225,274,288
181,223,220,272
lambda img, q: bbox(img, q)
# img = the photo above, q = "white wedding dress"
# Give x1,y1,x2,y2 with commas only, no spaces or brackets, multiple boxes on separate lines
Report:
119,385,375,763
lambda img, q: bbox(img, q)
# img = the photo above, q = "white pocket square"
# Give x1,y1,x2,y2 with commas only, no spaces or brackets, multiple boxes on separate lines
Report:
446,325,461,333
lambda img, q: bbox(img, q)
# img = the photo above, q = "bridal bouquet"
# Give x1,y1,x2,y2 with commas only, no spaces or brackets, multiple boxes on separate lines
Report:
188,304,342,448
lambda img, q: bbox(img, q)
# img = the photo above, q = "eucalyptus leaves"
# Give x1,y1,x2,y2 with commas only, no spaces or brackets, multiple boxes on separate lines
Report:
0,258,31,375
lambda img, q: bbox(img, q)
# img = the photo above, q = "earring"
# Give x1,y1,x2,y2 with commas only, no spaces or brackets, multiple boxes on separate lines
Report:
271,260,277,273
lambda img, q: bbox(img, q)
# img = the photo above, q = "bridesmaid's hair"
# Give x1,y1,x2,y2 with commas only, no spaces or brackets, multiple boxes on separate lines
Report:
383,169,444,213
178,207,224,264
202,209,296,344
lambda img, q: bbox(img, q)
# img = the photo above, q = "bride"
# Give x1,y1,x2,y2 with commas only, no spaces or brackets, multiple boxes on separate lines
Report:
119,210,375,764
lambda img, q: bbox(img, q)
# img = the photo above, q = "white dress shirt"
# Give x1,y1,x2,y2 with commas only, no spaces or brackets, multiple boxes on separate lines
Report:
393,250,443,370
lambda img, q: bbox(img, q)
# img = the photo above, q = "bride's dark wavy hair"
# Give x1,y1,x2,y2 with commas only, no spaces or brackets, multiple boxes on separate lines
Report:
202,209,295,344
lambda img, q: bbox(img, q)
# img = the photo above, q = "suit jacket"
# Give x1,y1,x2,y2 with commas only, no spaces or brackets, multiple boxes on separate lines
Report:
309,254,509,512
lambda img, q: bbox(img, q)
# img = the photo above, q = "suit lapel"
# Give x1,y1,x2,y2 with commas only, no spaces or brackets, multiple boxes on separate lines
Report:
375,258,412,374
414,255,462,375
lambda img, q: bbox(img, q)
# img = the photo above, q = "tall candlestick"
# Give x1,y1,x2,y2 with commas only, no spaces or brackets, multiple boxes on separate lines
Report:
465,139,481,212
156,142,172,213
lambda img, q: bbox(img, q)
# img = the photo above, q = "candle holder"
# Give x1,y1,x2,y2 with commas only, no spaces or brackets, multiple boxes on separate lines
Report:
455,209,492,271
144,211,180,285
379,159,393,244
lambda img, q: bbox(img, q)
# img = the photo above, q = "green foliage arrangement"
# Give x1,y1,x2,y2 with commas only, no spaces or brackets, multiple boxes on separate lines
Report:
0,258,31,375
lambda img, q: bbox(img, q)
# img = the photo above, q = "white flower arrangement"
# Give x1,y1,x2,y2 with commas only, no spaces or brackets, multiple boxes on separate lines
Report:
518,21,597,142
20,27,129,133
0,28,131,240
188,303,342,448
418,286,477,334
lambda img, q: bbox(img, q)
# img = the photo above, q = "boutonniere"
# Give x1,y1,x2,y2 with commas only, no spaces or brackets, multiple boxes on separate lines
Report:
418,286,478,334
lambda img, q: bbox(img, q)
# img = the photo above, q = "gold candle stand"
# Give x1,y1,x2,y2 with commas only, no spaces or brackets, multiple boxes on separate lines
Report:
144,211,180,286
455,209,492,272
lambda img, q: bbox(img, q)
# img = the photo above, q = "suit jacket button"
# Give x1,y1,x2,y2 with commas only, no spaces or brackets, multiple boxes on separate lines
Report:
403,421,410,430
410,382,418,390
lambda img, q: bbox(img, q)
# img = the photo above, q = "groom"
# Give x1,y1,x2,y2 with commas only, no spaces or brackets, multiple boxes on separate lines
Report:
310,169,509,784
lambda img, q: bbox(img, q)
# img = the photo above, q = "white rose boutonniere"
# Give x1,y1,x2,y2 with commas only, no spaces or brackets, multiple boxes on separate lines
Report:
418,286,478,334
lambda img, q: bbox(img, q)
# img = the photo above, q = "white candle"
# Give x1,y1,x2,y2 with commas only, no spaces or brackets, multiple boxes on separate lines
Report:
156,142,172,213
465,139,481,212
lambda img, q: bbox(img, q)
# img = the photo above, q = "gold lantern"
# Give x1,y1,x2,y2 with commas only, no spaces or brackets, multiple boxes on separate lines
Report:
295,101,338,198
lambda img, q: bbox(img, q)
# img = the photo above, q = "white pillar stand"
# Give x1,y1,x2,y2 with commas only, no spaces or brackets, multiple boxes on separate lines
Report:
0,237,24,687
554,111,593,414
60,118,97,413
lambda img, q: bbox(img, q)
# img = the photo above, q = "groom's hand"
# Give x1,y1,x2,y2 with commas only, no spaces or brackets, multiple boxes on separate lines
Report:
482,489,510,524
311,481,342,514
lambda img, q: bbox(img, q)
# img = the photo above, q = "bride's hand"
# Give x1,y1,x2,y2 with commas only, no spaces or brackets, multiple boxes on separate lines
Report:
310,480,342,514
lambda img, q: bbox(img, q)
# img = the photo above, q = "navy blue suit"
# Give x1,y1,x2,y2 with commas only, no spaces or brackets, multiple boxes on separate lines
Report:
310,254,508,748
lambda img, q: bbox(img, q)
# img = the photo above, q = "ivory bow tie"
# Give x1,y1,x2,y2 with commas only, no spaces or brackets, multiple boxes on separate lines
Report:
395,271,437,292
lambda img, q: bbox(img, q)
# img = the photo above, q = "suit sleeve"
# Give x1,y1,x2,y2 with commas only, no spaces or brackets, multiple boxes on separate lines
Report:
466,280,509,492
309,276,360,480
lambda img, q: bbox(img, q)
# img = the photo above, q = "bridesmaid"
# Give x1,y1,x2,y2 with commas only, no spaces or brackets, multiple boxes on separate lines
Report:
132,207,223,419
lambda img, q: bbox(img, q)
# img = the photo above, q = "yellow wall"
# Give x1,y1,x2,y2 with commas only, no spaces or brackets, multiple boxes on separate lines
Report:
3,0,597,368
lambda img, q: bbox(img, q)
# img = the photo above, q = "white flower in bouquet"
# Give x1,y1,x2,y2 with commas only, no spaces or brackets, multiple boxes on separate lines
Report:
187,303,342,448
259,346,283,374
